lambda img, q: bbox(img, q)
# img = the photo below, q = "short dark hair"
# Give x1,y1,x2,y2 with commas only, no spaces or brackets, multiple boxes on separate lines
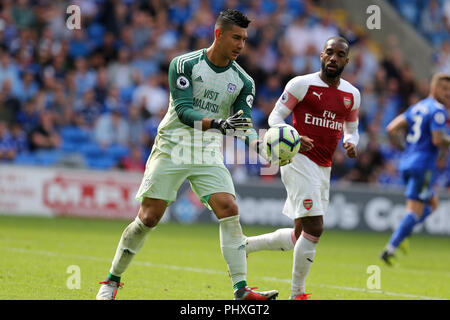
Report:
215,9,251,31
324,36,350,54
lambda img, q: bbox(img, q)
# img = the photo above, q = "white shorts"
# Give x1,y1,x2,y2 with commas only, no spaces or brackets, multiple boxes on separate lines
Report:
280,153,331,220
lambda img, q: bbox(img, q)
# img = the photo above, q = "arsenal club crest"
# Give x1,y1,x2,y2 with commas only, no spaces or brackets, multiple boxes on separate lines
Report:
303,199,313,210
343,97,352,109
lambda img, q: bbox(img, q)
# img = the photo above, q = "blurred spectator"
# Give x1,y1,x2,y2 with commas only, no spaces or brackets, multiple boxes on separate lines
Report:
127,105,145,147
119,144,146,172
107,47,133,90
18,68,38,102
74,89,101,129
420,0,445,38
73,57,97,97
132,74,168,116
10,123,28,153
331,148,350,182
94,110,129,148
380,77,403,129
435,40,450,73
310,11,339,54
28,111,61,151
11,0,36,29
0,121,16,162
15,98,40,133
131,44,160,80
0,79,21,125
68,29,93,59
377,160,402,186
0,47,21,96
103,86,128,115
169,0,196,28
284,15,312,57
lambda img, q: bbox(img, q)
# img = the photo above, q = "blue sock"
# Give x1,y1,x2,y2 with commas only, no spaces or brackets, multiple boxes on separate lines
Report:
388,212,418,249
418,205,432,224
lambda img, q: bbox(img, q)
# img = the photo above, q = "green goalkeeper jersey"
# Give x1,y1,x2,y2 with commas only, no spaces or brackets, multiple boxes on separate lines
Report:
152,48,258,165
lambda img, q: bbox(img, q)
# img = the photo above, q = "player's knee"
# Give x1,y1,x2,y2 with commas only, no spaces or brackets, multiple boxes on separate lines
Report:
139,199,166,227
213,198,239,218
138,210,160,228
304,226,323,238
301,216,323,238
220,200,239,217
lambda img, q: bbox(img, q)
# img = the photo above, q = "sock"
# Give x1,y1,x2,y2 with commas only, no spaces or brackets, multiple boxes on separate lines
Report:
219,215,247,291
109,216,153,277
246,228,296,254
290,232,319,299
387,212,418,253
418,205,432,224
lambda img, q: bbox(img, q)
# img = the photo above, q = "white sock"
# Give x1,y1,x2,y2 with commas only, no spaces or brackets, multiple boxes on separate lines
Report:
386,244,396,254
110,216,153,277
219,215,247,289
246,228,296,254
290,232,319,299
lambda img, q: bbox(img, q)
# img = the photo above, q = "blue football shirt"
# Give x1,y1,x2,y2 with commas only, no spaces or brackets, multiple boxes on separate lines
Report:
398,97,447,171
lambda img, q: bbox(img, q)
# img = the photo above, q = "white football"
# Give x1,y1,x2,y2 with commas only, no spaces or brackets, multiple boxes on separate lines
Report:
263,124,301,163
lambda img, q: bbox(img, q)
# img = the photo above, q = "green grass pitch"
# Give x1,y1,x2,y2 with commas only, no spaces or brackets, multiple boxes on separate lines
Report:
0,215,449,300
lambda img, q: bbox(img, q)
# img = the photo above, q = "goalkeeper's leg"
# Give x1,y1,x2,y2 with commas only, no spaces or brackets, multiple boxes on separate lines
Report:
96,198,166,300
209,193,278,300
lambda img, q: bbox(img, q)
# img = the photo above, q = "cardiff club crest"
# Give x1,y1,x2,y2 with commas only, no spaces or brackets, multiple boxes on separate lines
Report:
227,83,237,94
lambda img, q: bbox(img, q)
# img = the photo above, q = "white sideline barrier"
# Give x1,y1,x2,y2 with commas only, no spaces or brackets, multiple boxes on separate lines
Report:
0,165,142,219
0,165,448,235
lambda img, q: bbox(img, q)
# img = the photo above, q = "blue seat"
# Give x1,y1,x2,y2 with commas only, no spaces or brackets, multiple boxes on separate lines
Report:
80,142,103,158
14,153,37,165
34,150,63,166
107,144,130,160
85,155,117,170
61,140,79,153
60,126,91,144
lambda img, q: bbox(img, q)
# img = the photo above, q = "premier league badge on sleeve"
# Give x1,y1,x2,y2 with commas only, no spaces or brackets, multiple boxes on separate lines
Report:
246,95,254,108
177,76,190,90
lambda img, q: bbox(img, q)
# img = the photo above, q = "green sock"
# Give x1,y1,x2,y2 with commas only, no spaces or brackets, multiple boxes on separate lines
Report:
233,280,247,291
108,273,121,282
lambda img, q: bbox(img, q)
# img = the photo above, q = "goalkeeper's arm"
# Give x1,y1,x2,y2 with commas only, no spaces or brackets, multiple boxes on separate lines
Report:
175,104,252,134
175,103,215,131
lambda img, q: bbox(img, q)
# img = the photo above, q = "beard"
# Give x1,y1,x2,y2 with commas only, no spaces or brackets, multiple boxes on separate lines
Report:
321,61,345,78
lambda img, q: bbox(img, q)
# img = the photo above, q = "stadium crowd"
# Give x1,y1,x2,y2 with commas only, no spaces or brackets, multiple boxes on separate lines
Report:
0,0,448,191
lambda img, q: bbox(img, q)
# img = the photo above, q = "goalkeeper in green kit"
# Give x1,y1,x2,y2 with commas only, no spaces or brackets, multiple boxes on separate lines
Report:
96,9,281,300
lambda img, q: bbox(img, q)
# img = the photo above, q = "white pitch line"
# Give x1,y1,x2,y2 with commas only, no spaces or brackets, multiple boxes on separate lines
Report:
260,276,446,300
6,247,448,300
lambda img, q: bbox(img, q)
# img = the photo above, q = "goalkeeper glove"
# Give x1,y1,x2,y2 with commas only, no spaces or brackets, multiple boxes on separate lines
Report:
210,110,253,135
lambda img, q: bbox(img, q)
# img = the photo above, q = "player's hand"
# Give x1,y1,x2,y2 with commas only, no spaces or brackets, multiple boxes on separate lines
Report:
343,142,357,158
299,135,314,152
211,110,253,135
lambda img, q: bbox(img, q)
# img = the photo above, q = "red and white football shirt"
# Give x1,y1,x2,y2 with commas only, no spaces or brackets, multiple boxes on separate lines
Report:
276,72,360,167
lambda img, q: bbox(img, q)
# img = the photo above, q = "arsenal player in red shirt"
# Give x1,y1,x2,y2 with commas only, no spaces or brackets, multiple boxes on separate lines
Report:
246,36,360,300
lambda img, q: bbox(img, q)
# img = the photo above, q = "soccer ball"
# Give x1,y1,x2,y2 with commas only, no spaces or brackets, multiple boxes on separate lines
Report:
263,124,301,163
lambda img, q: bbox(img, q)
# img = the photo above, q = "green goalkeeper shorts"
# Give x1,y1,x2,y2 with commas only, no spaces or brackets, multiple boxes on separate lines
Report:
135,151,235,210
